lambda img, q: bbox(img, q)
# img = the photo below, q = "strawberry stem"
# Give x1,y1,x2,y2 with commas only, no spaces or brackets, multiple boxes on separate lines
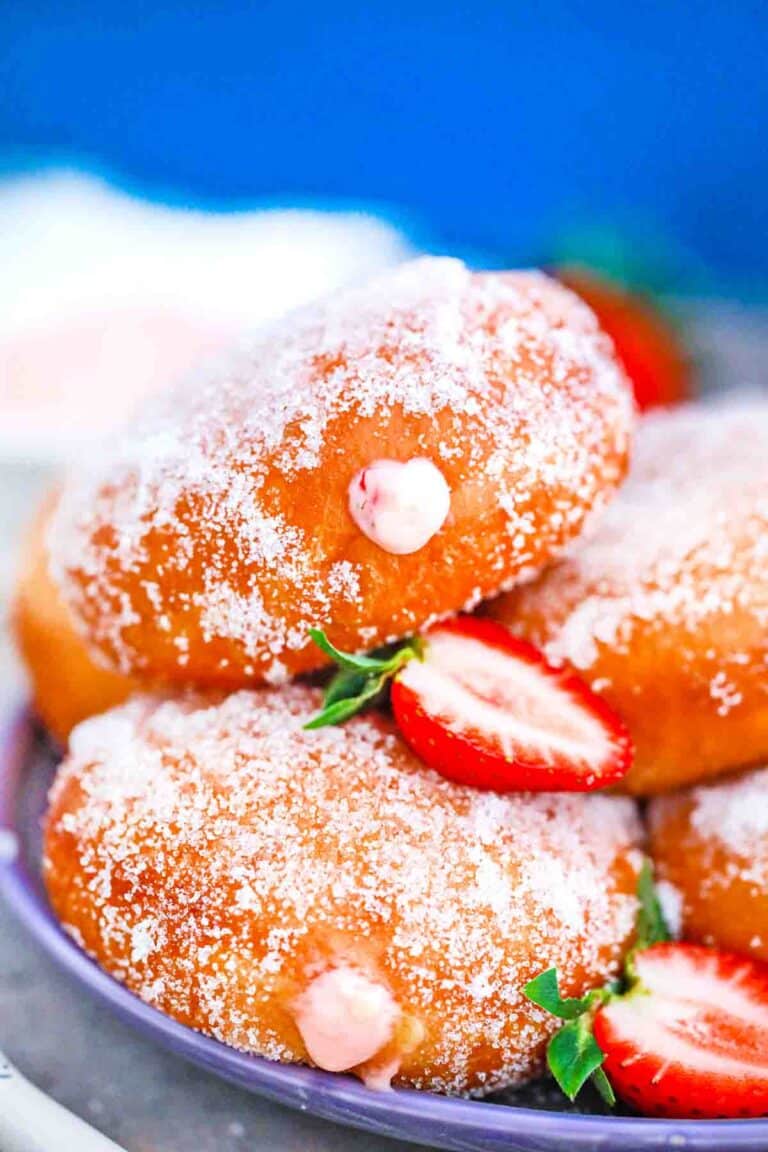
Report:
304,630,421,729
635,858,672,949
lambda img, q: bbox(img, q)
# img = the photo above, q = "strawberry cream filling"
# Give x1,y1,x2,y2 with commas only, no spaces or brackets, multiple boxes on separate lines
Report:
293,966,400,1081
348,458,450,554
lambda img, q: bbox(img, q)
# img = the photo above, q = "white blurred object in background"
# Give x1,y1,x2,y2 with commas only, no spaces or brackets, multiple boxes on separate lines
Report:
0,170,413,617
0,170,414,461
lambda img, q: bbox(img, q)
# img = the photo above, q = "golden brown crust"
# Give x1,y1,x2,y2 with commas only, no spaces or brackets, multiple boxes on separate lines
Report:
488,399,768,795
44,687,642,1093
49,259,632,687
12,495,138,743
649,766,768,961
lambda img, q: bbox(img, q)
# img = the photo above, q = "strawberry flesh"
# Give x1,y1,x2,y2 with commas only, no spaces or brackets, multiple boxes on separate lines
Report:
390,616,632,792
594,943,768,1118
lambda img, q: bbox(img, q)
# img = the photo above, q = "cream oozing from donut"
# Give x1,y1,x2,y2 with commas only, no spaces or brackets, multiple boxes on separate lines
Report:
293,966,399,1075
348,457,450,554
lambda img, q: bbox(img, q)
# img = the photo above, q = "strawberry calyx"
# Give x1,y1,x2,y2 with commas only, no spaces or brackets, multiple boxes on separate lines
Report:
523,859,670,1107
522,971,617,1105
303,629,421,729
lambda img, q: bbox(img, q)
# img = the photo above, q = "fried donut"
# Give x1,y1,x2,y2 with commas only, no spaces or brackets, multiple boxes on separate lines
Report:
649,767,768,962
44,686,642,1093
48,257,632,687
12,495,137,743
488,399,768,795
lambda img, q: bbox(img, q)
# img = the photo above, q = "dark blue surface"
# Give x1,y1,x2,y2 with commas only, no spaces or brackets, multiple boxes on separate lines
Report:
2,3,767,279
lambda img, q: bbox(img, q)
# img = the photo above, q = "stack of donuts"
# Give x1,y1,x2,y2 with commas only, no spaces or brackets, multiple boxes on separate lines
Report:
13,258,768,1110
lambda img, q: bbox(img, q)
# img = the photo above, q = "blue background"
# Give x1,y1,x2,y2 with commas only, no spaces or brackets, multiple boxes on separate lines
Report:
2,1,767,284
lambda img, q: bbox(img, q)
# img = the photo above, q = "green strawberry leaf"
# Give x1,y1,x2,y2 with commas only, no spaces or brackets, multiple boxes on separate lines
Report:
635,858,671,950
591,1065,616,1107
307,628,396,673
303,674,388,729
547,1016,607,1102
322,666,372,707
524,968,594,1020
304,630,422,729
525,968,615,1106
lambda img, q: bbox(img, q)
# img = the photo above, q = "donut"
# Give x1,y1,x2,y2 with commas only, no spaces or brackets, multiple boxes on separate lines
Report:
12,495,137,744
44,686,642,1094
48,257,633,688
649,766,768,962
488,398,768,795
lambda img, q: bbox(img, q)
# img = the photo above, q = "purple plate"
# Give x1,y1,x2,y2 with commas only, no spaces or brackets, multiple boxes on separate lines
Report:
2,706,767,1152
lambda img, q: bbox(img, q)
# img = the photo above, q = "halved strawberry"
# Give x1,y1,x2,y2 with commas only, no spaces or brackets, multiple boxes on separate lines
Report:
389,616,632,792
593,943,768,1118
525,865,768,1119
304,618,632,792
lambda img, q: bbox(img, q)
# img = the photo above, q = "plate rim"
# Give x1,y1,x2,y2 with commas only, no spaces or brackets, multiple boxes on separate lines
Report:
3,704,768,1151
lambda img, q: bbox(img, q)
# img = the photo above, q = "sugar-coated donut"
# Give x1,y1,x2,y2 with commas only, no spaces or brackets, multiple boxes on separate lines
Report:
48,257,633,687
488,399,768,795
44,686,642,1094
12,496,137,744
649,767,768,962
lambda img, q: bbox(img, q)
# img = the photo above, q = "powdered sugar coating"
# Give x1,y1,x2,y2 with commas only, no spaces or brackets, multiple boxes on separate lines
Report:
654,765,768,893
649,764,768,961
690,766,768,859
491,398,768,793
48,257,632,684
44,686,641,1094
502,398,768,674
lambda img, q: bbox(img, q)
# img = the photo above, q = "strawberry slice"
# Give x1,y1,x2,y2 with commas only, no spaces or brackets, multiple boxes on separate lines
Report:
389,616,632,792
593,943,768,1119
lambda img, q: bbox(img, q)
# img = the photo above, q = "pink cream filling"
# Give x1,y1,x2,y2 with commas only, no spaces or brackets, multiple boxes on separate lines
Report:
293,966,399,1080
348,457,450,555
